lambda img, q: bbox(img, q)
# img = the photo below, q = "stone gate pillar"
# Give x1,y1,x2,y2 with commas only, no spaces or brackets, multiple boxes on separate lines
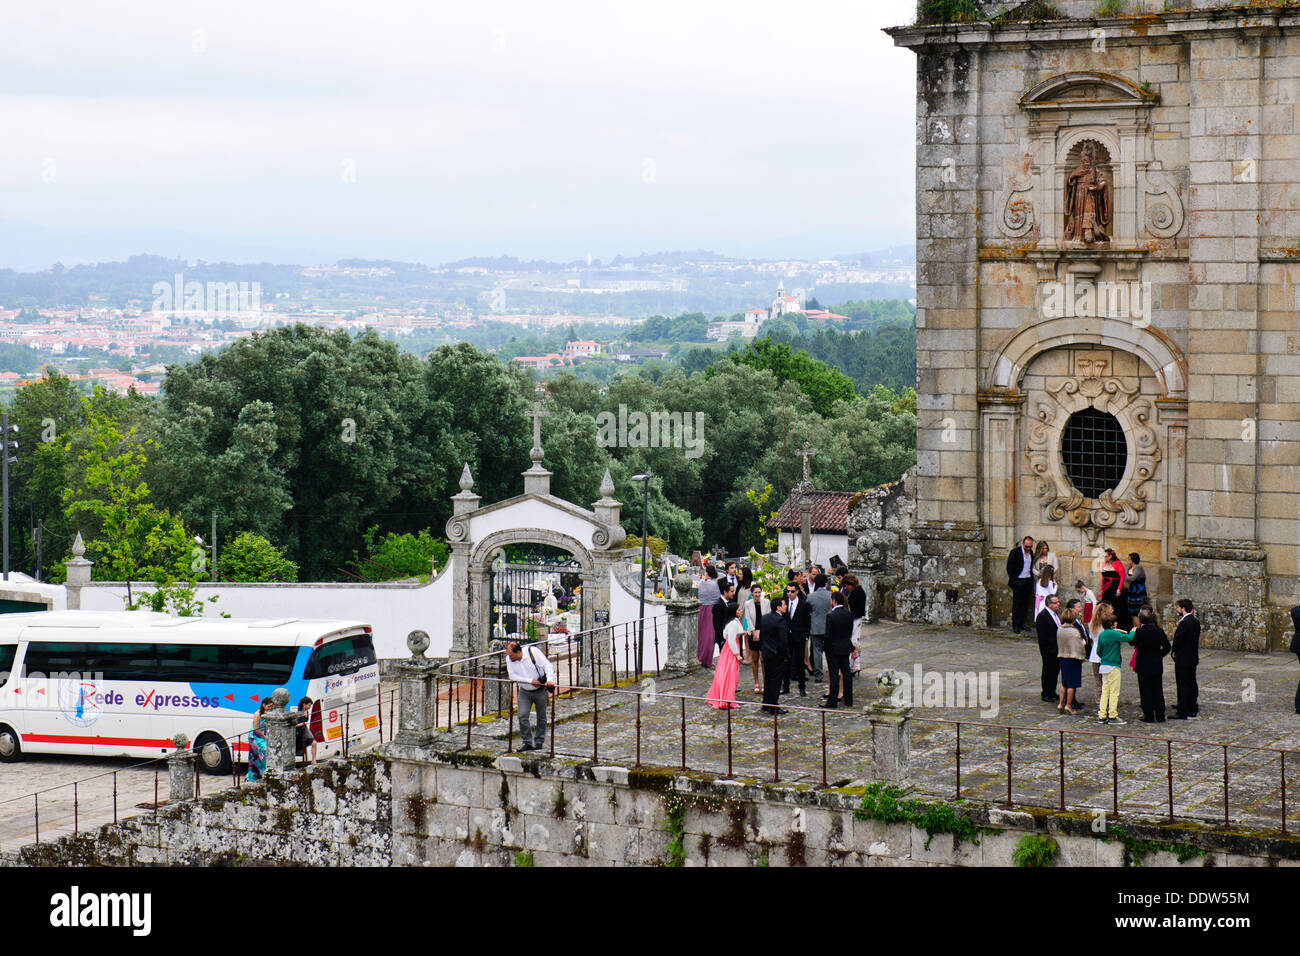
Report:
446,464,480,664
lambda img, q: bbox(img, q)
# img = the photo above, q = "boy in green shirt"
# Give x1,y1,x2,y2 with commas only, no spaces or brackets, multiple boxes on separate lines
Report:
1095,610,1136,725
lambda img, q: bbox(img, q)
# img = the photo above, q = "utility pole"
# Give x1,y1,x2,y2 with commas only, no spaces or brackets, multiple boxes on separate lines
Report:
211,511,218,583
1,414,16,581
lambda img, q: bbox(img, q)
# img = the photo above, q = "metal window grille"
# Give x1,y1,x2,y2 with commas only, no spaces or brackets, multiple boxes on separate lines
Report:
1060,407,1127,499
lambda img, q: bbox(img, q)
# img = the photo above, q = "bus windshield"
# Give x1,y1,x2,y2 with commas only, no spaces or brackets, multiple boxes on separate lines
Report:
304,633,376,679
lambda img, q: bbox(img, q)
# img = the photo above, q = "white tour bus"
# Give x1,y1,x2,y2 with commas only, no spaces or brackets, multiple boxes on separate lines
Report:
0,611,381,774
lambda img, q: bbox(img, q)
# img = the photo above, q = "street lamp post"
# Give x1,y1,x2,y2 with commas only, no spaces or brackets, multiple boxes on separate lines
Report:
1,414,17,581
632,473,651,675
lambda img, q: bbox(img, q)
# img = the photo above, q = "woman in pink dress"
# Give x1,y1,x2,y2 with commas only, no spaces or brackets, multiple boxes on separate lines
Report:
708,601,743,709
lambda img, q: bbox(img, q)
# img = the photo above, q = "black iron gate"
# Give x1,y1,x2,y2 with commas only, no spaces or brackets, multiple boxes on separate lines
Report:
488,546,583,643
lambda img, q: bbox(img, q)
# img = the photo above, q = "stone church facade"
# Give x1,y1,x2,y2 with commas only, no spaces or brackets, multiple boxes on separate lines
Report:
889,2,1300,649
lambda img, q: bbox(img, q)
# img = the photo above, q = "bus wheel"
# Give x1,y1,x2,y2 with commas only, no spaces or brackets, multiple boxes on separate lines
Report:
194,732,231,775
0,724,21,762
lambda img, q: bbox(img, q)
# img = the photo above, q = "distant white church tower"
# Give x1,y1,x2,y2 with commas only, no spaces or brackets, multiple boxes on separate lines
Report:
770,280,801,317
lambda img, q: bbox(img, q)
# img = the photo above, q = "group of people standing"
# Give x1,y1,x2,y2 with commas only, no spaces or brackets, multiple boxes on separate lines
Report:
1010,534,1201,725
699,561,866,714
1009,537,1147,634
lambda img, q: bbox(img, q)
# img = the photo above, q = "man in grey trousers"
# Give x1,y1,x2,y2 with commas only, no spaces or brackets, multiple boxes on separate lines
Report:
506,641,555,751
806,572,832,682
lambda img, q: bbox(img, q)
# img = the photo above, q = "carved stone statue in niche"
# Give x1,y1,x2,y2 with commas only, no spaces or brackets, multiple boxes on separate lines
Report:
1063,142,1111,244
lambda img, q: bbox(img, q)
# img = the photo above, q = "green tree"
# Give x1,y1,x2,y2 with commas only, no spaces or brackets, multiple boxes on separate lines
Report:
219,531,298,582
351,527,449,582
6,369,85,579
61,401,195,605
727,339,855,416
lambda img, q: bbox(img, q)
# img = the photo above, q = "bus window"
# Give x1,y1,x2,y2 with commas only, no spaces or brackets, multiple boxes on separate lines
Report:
156,643,222,682
0,644,15,687
304,634,377,679
92,643,160,681
220,645,297,684
23,642,85,676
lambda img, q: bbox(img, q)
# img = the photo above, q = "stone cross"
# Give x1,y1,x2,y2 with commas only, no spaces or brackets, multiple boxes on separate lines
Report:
527,401,550,457
796,442,818,572
797,442,818,488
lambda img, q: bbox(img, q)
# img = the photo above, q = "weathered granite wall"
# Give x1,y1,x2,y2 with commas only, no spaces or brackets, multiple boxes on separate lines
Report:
5,754,392,867
847,467,916,621
10,746,1300,867
384,747,1300,868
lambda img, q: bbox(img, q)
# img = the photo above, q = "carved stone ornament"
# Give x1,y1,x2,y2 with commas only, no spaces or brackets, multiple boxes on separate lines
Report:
1141,171,1185,239
996,153,1036,239
1026,366,1161,545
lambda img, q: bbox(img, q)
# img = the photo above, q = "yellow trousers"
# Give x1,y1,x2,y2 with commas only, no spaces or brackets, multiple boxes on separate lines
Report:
1098,667,1122,719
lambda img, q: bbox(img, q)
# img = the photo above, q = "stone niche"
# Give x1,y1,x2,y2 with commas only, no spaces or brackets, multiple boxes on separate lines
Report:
998,71,1185,254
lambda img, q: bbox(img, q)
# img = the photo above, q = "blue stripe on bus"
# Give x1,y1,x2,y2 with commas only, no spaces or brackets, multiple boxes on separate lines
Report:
184,647,313,714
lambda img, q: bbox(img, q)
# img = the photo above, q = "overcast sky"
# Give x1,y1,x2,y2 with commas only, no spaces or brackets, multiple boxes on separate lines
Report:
0,0,920,269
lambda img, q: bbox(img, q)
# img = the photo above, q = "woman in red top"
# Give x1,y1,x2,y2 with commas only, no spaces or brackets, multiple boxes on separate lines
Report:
1099,548,1129,629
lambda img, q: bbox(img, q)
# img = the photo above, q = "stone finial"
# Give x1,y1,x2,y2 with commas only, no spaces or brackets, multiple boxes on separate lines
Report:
600,468,615,499
270,687,290,708
172,733,189,750
673,572,695,600
407,629,431,659
72,532,85,558
459,463,474,492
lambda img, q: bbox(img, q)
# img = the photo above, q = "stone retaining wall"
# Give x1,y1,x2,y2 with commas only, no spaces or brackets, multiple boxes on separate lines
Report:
4,754,391,867
11,746,1300,867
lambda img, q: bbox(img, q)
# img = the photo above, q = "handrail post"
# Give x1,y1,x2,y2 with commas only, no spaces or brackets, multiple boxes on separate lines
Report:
1282,751,1288,834
680,696,686,771
954,722,961,800
592,688,599,763
1057,730,1064,812
772,710,780,783
507,684,515,754
1005,727,1013,809
1223,744,1229,827
820,711,828,788
1167,739,1174,823
726,705,733,779
1111,736,1118,817
653,616,661,675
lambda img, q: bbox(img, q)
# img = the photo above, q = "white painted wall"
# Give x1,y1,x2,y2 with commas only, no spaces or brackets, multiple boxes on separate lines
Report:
777,530,849,570
77,557,457,660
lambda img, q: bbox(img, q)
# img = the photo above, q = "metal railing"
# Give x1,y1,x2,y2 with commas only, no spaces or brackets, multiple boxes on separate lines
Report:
434,615,667,726
428,669,1300,830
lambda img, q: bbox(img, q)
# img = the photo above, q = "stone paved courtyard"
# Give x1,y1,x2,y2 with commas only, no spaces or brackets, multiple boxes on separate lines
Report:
450,621,1300,829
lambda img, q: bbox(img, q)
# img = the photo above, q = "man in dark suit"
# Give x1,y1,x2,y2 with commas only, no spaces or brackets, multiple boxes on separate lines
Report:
1170,598,1200,719
784,583,811,696
1132,607,1172,722
1291,604,1300,715
712,581,736,656
822,589,855,708
1007,535,1035,633
1035,593,1062,702
760,593,790,714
